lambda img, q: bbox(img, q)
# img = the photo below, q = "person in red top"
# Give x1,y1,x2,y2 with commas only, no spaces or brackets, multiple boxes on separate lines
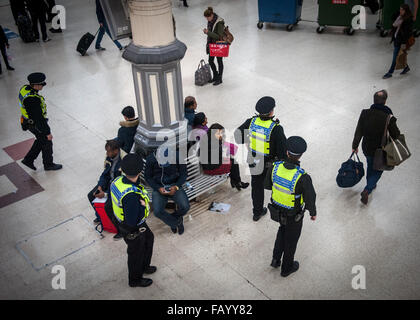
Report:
200,123,249,190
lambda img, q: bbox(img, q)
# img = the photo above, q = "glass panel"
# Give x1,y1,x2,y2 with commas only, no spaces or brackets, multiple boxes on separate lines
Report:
136,72,146,123
166,71,177,124
149,74,161,126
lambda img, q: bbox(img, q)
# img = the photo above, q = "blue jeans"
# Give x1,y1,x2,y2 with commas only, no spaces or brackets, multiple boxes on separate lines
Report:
387,43,401,74
95,21,122,50
152,189,190,229
365,156,383,194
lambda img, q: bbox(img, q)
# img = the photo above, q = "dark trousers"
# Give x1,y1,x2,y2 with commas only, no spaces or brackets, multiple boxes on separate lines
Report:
230,161,241,185
87,185,101,220
124,223,154,283
208,55,223,79
273,216,303,273
23,128,53,166
95,20,122,50
251,166,268,216
0,44,11,70
152,189,190,229
30,11,48,40
365,155,383,194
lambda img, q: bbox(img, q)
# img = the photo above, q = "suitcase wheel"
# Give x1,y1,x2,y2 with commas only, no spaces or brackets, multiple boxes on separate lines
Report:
344,27,355,36
257,22,263,29
380,30,388,37
316,26,325,34
286,24,294,32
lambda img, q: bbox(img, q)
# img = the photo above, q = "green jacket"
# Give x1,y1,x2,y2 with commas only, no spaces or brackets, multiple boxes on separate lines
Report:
208,17,225,42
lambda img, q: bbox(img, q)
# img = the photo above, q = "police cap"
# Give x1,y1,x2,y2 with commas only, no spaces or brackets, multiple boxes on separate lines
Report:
255,96,275,114
27,72,47,86
286,136,307,156
121,153,143,176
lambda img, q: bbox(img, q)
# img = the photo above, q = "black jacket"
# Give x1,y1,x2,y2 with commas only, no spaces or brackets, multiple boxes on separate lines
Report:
27,0,48,15
264,158,317,217
117,119,139,153
22,85,51,135
145,152,187,191
120,176,147,229
234,116,287,163
352,104,401,157
98,151,124,190
0,25,8,46
390,14,414,46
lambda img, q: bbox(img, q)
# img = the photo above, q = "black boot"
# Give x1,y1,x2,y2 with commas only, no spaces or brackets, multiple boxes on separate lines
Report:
182,0,189,7
213,72,223,86
208,71,218,83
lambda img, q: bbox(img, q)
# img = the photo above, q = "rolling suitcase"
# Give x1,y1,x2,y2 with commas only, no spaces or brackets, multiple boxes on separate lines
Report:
17,13,35,43
76,28,99,56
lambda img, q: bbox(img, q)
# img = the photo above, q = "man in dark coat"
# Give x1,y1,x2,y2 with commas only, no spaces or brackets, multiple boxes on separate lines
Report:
0,25,15,74
117,106,139,153
26,0,50,42
88,140,126,240
352,90,401,204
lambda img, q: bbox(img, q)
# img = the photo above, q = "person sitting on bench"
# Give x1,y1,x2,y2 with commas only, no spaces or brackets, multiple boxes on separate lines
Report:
200,123,249,191
145,148,190,235
87,140,125,240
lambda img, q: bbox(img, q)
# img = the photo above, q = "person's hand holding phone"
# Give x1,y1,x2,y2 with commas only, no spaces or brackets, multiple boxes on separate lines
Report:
168,186,177,196
159,187,168,195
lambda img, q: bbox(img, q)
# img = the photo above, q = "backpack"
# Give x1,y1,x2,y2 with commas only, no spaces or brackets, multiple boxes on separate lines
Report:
336,152,365,188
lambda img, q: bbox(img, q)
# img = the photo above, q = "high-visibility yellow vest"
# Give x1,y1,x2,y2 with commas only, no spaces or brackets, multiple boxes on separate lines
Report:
110,176,150,225
248,117,277,156
271,161,305,210
18,85,47,120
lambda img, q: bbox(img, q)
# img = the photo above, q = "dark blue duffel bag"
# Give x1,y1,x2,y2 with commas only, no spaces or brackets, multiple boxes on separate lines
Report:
336,152,365,188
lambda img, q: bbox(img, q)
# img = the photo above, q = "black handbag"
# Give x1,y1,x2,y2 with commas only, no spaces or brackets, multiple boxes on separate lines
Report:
336,152,365,188
373,115,394,171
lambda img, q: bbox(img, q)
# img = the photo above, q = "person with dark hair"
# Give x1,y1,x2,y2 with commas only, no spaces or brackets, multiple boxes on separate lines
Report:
352,90,401,204
201,123,249,190
95,0,123,51
27,0,51,42
265,136,317,278
88,140,126,240
184,96,197,127
20,73,62,171
203,7,225,86
0,25,15,74
145,149,189,235
235,97,287,221
110,153,156,288
383,4,414,79
190,112,208,142
117,106,139,153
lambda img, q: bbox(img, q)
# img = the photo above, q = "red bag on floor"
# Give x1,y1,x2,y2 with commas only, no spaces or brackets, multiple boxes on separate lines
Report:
94,200,117,233
209,42,230,57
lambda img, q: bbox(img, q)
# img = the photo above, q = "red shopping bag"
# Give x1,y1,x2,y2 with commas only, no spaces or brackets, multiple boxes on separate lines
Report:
209,42,230,57
94,200,118,234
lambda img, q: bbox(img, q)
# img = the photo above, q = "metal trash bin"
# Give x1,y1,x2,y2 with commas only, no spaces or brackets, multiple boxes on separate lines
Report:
377,0,403,37
257,0,304,31
316,0,363,35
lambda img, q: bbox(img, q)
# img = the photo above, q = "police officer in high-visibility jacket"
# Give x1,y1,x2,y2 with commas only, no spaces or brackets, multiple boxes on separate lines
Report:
264,136,317,277
235,97,287,221
20,72,62,171
110,153,157,288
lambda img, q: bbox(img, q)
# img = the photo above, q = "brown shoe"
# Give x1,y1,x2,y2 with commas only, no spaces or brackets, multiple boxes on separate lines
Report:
360,190,369,205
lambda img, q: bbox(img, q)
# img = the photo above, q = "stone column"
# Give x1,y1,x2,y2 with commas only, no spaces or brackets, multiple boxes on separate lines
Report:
122,0,187,157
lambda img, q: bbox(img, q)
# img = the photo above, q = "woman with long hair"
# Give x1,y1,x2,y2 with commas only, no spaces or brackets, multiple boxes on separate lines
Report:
383,4,414,79
200,124,249,191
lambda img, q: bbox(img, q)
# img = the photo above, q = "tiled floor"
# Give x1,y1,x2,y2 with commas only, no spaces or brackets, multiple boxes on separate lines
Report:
0,0,419,299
